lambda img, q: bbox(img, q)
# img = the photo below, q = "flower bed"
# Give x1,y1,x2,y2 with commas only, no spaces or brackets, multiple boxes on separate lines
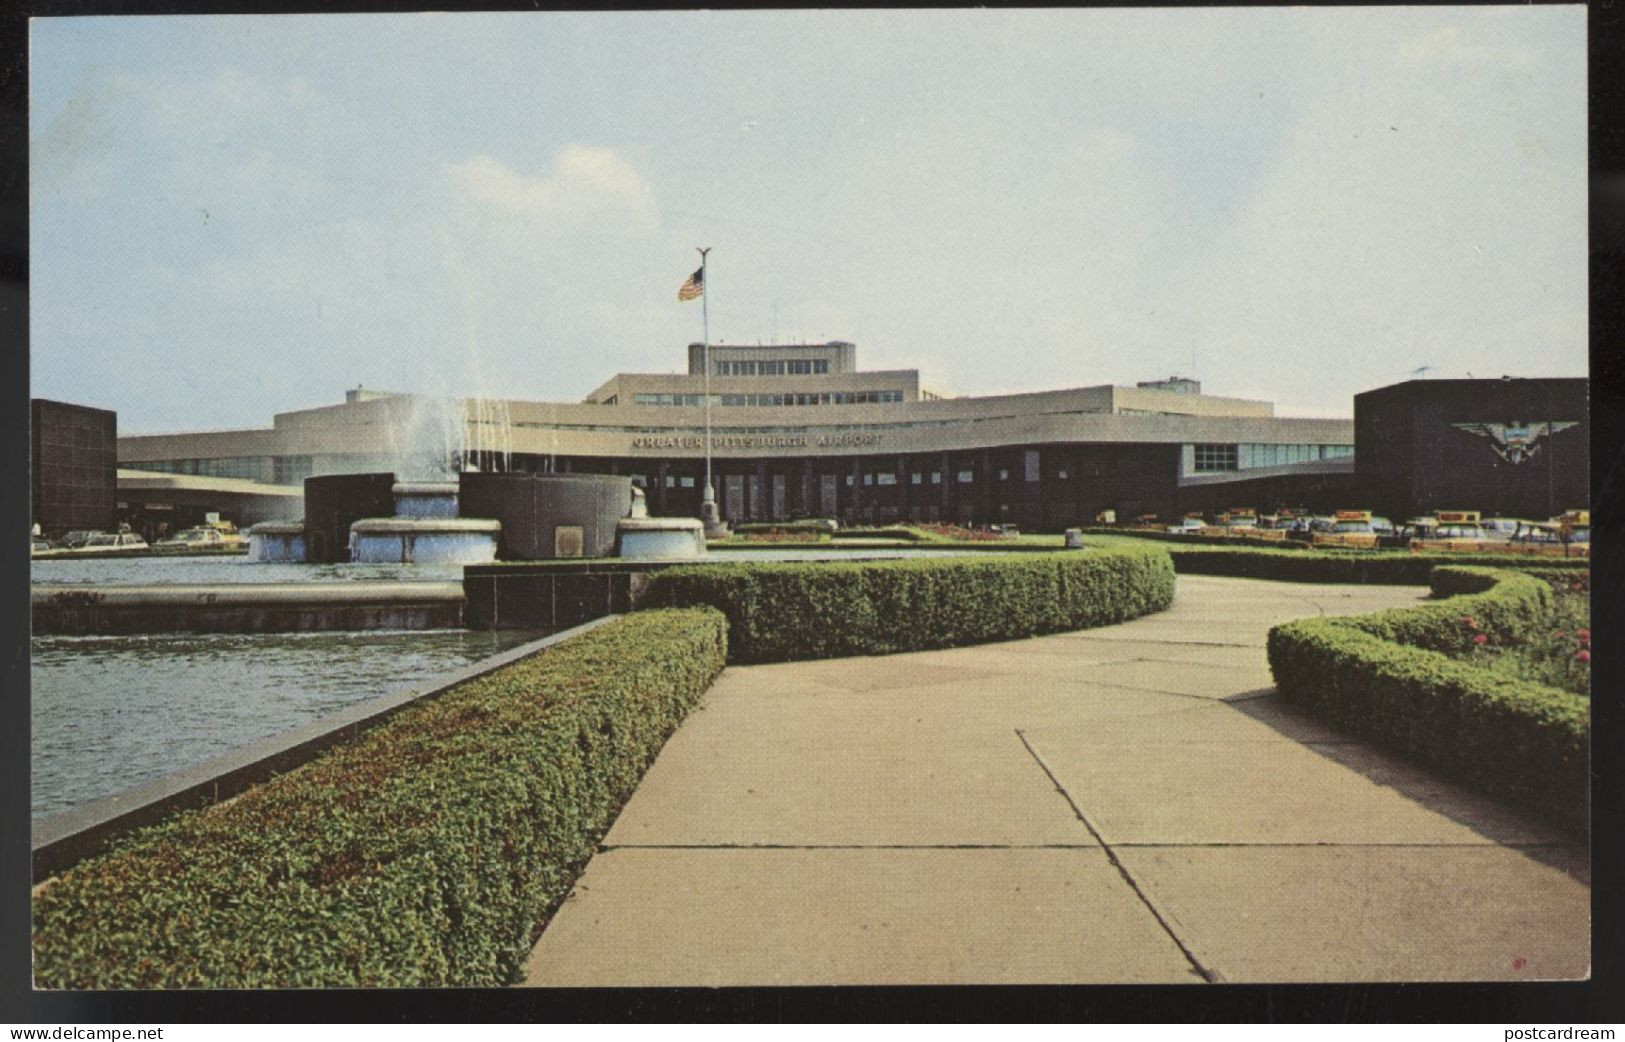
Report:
1267,567,1588,827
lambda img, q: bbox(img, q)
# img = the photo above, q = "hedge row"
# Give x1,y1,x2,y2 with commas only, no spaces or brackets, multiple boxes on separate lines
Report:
731,520,836,537
830,525,935,542
1165,546,1588,585
33,608,729,989
1267,567,1588,828
638,547,1175,663
1078,526,1313,550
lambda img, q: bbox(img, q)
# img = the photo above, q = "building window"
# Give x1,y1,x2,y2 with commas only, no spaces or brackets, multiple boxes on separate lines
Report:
845,475,854,486
1194,444,1239,472
876,472,896,486
630,474,647,488
957,470,975,483
931,472,942,484
911,472,923,485
863,473,874,486
1024,450,1041,482
680,476,695,488
998,468,1009,482
1057,469,1068,480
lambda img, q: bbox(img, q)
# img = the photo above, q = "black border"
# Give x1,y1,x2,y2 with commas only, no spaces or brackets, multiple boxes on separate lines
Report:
5,0,1621,1024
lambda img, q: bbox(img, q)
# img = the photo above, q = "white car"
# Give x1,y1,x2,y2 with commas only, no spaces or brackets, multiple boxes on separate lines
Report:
76,531,149,553
156,526,231,548
1165,518,1207,535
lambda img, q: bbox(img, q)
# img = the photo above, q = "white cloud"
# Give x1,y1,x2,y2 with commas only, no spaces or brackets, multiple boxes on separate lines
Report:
446,145,657,227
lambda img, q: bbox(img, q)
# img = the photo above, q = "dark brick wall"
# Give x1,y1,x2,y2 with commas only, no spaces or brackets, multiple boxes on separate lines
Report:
1355,379,1588,522
31,399,117,537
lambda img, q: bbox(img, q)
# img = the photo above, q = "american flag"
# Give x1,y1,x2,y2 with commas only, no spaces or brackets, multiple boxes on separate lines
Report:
677,266,704,301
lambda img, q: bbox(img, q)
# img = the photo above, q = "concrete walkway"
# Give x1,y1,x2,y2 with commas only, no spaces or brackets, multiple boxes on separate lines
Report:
523,575,1590,985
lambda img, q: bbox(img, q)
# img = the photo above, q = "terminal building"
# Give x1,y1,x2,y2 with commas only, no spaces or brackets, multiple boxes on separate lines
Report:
1355,377,1588,523
114,341,1360,531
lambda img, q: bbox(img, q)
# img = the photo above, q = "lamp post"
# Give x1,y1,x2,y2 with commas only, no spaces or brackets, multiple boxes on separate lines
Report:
695,247,728,537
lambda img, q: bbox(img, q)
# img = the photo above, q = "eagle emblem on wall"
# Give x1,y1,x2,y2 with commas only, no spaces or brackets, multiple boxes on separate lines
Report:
1451,421,1577,465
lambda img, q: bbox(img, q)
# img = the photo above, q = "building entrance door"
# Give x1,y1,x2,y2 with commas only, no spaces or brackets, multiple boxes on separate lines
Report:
771,474,786,519
820,474,837,517
724,475,745,520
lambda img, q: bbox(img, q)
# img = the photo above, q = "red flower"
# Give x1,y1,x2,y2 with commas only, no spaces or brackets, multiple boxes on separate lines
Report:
1461,616,1479,629
1472,633,1488,645
1576,649,1591,663
1578,629,1591,643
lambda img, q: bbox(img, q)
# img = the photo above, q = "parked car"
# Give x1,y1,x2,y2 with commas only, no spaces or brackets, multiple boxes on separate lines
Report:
1480,518,1521,541
1511,522,1561,545
54,529,105,549
1165,517,1207,535
75,530,149,553
155,525,244,549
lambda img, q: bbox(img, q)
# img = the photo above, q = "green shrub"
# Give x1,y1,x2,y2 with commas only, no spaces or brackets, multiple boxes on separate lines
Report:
638,547,1174,663
32,608,728,989
830,525,935,542
1166,547,1588,585
1268,568,1587,828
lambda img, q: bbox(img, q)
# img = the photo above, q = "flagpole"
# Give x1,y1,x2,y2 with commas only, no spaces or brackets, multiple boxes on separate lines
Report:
699,246,714,520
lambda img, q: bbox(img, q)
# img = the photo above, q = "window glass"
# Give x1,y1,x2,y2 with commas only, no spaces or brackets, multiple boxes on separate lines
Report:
958,470,975,483
1194,444,1239,472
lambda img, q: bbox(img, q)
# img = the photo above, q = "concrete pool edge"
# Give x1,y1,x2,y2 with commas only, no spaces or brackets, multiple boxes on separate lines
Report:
31,580,467,635
31,615,619,881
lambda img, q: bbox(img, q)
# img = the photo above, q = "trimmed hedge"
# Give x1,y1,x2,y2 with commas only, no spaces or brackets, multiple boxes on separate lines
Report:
33,608,728,989
1166,546,1588,585
1267,567,1588,828
638,547,1175,663
830,525,935,542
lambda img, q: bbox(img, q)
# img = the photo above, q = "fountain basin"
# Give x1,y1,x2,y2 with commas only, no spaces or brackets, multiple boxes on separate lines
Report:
350,518,501,565
392,482,461,519
616,517,707,560
247,521,308,563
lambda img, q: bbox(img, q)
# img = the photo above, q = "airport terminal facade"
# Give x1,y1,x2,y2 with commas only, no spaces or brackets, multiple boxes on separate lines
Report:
114,342,1360,531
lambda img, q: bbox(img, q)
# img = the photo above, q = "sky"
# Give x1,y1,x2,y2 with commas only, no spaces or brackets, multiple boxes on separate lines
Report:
29,7,1587,433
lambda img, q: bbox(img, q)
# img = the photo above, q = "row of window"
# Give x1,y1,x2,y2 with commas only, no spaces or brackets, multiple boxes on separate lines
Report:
126,457,276,482
1193,443,1355,473
633,390,906,408
713,359,831,376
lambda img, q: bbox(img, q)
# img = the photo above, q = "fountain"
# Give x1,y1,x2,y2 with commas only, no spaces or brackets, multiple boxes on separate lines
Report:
349,482,501,565
246,522,306,562
615,487,706,560
243,392,706,565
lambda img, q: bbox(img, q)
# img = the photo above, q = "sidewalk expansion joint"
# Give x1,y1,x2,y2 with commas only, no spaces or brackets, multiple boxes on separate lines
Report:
1069,637,1263,649
1015,728,1221,985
